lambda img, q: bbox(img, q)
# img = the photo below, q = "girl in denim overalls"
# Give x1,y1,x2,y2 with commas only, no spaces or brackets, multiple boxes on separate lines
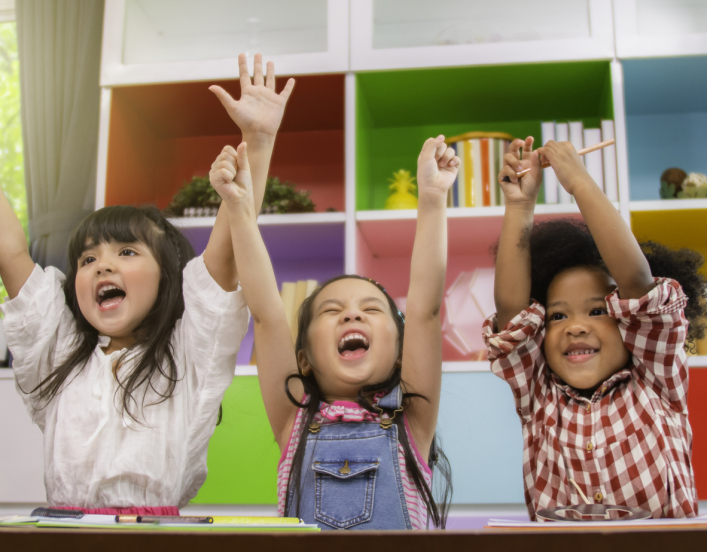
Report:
209,136,457,530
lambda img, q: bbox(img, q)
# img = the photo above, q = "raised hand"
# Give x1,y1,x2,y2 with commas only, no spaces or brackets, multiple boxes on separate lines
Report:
209,143,253,211
498,137,542,207
209,53,295,140
417,135,460,198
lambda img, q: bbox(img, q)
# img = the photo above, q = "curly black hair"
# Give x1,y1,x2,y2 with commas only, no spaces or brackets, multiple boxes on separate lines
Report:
494,218,707,349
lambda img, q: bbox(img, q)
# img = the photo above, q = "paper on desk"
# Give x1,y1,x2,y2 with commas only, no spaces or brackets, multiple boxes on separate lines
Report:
487,515,707,529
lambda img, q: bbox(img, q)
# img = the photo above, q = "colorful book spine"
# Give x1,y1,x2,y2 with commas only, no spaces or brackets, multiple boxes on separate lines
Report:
480,139,491,207
583,127,604,192
601,119,618,202
554,122,572,204
470,139,482,206
540,121,558,204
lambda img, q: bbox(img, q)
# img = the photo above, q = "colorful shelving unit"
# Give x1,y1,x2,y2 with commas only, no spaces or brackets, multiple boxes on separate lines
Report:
11,0,701,510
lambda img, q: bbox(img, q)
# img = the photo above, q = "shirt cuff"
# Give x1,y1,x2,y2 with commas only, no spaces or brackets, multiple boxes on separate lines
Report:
482,301,545,357
606,278,687,320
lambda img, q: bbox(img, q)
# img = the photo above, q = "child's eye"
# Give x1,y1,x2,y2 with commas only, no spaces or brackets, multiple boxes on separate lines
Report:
119,249,136,257
81,256,96,266
590,308,608,316
548,312,566,321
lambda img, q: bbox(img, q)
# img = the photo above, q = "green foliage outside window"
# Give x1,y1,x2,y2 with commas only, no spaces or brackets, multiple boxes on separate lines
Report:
0,22,27,303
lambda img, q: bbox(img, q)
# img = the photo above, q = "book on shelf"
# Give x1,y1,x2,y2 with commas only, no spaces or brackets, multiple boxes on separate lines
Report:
540,121,558,204
445,132,514,208
249,279,319,365
554,122,572,204
601,119,619,202
583,127,604,192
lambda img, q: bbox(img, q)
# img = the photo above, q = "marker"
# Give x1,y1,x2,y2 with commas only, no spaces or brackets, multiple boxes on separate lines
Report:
115,515,213,524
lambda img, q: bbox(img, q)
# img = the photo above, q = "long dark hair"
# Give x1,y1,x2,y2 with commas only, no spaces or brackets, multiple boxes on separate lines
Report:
24,205,196,422
283,275,453,528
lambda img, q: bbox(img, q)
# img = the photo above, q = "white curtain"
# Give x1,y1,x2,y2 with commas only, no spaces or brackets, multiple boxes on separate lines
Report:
17,0,104,271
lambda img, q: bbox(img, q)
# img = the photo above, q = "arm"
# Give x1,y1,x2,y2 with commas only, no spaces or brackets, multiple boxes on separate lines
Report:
403,136,459,458
203,53,295,291
0,189,35,298
495,138,542,329
209,142,299,451
536,141,654,299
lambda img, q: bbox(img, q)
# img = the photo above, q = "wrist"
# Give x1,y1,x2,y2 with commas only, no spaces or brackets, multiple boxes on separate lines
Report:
241,131,276,148
504,201,536,215
223,197,257,222
418,188,449,207
569,175,601,199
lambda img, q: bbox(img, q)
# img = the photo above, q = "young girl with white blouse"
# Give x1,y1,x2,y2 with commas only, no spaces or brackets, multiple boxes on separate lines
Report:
0,54,293,515
209,136,458,530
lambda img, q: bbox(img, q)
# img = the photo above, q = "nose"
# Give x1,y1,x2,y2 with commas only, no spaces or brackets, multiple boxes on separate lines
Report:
342,309,363,323
94,258,114,275
565,319,589,336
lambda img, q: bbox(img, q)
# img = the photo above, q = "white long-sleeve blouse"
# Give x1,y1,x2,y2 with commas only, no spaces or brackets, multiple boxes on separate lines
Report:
1,255,248,509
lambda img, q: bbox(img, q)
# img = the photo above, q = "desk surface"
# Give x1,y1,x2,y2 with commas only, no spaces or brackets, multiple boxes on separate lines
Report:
2,526,707,552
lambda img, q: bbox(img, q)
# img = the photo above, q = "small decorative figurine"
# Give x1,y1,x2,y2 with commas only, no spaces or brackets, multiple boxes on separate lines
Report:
385,170,418,210
659,167,686,199
678,172,707,199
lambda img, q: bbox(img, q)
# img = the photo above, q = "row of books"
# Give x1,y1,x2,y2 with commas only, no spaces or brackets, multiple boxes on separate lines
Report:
541,119,618,203
446,132,512,208
249,279,318,364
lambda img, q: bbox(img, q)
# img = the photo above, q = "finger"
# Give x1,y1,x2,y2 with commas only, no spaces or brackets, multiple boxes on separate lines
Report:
265,61,275,90
499,164,518,184
522,136,534,159
236,142,250,172
213,160,237,174
222,145,238,158
279,78,295,101
508,138,524,161
253,53,264,86
238,53,251,88
419,137,440,161
212,150,236,166
212,167,235,184
209,86,236,110
434,140,447,161
439,146,456,166
503,152,523,173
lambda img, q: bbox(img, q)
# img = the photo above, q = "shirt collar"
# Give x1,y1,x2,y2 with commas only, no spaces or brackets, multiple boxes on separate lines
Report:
550,366,632,403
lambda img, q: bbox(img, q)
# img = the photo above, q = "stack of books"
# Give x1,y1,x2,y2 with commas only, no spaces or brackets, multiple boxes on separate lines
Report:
445,132,515,208
541,120,618,204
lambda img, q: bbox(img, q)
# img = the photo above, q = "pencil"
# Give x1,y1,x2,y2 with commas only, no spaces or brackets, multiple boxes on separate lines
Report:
502,139,615,181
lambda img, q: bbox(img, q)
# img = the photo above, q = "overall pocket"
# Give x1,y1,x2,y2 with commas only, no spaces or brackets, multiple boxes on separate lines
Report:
313,457,380,529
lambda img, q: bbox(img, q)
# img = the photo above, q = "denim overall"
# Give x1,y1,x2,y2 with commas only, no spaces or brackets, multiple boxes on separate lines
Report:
285,386,415,530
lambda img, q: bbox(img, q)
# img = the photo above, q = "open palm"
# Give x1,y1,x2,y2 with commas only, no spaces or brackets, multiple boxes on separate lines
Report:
210,53,295,138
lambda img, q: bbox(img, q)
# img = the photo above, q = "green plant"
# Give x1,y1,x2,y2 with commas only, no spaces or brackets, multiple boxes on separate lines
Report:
261,177,315,214
659,181,676,199
163,176,221,217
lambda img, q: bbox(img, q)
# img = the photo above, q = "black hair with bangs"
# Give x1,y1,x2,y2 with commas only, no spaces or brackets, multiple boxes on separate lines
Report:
498,218,707,350
26,205,196,422
283,274,453,528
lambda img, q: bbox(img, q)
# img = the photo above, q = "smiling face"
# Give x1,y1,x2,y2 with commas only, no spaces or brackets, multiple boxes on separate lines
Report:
75,240,162,347
543,267,630,391
298,278,401,402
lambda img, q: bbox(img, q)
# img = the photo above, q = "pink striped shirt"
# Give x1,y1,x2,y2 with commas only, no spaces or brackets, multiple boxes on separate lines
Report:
277,400,433,529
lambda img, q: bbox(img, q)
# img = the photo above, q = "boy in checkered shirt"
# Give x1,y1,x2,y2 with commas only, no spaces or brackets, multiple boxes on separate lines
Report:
484,137,706,519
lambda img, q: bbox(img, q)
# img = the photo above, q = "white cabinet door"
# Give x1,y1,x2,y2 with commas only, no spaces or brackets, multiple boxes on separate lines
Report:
614,0,707,58
101,0,349,86
350,0,615,71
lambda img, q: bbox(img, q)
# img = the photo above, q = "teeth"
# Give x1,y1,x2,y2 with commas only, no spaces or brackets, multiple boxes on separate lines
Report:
567,349,596,356
338,333,369,349
97,284,122,297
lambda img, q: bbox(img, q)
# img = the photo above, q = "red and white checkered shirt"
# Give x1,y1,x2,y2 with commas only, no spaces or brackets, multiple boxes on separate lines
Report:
482,278,698,520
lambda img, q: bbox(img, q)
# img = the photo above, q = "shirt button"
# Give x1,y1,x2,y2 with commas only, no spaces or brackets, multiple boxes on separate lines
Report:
601,386,607,394
585,403,591,412
586,442,593,452
594,492,603,502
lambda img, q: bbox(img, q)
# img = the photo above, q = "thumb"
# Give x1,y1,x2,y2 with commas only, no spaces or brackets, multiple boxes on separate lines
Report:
209,85,236,110
236,142,250,173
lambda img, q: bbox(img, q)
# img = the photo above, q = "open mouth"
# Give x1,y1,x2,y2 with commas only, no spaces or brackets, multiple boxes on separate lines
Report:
96,283,126,310
564,347,599,362
337,332,370,358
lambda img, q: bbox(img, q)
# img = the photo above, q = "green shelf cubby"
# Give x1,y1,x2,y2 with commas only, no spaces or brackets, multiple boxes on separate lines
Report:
355,61,614,211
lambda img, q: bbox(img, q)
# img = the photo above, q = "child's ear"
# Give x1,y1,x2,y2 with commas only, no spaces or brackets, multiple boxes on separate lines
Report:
297,349,313,377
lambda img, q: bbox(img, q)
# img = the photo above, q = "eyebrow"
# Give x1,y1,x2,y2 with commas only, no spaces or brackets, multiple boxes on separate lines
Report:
547,297,607,309
317,296,387,311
